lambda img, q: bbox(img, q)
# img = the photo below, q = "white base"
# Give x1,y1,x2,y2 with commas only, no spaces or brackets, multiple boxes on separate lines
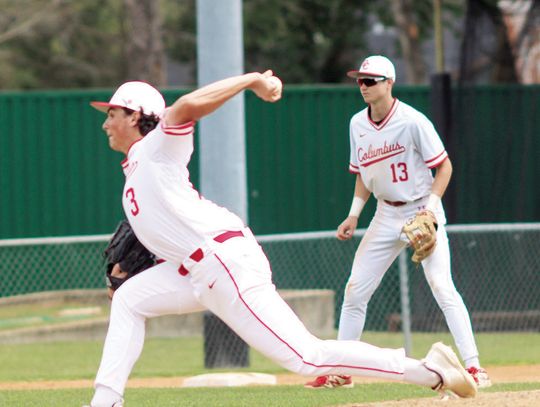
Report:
182,372,277,387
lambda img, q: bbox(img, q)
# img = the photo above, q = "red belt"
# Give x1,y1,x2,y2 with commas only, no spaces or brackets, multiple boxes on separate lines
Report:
178,230,245,276
384,200,407,207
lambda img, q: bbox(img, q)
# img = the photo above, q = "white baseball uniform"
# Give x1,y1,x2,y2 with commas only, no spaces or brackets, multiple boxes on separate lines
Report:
339,99,479,364
94,115,417,397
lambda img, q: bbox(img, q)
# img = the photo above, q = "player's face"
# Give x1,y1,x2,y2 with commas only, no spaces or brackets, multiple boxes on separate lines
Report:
102,108,138,153
358,77,391,104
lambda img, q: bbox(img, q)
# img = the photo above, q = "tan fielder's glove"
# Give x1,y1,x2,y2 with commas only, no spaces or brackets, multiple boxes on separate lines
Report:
402,210,438,263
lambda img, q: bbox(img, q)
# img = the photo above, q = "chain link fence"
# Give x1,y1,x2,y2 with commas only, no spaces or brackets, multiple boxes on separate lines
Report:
1,224,539,364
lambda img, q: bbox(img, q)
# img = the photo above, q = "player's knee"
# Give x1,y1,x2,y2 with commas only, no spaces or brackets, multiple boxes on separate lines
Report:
343,284,372,307
429,281,459,305
110,286,138,316
282,340,326,376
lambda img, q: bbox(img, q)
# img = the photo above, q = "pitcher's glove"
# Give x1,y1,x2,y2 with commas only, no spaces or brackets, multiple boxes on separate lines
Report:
104,220,156,291
402,210,438,263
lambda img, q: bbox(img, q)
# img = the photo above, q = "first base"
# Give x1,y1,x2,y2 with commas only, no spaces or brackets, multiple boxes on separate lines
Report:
182,372,277,387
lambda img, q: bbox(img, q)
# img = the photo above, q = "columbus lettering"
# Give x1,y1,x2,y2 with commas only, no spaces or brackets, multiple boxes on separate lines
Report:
358,141,405,167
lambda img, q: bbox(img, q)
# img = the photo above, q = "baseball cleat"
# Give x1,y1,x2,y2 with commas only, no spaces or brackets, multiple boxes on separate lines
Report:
467,366,492,388
304,375,354,389
422,342,477,398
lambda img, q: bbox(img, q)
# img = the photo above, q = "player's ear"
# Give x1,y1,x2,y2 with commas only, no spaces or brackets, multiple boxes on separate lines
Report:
128,110,141,127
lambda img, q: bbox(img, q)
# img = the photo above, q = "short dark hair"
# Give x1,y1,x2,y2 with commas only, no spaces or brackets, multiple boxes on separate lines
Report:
122,107,160,136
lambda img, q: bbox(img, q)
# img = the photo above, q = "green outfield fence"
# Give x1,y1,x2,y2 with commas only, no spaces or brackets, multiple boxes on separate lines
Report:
0,84,539,240
1,224,539,332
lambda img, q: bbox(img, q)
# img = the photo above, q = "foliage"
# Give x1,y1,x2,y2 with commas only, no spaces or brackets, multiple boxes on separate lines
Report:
0,0,527,89
0,0,125,89
243,0,373,83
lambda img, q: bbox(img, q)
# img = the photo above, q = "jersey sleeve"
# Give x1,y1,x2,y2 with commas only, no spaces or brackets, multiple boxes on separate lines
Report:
348,118,360,174
145,108,196,161
413,113,448,168
160,120,195,137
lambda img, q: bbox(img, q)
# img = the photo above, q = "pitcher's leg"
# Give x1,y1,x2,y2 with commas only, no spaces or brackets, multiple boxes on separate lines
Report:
192,249,406,381
94,262,204,398
422,226,478,363
190,242,478,396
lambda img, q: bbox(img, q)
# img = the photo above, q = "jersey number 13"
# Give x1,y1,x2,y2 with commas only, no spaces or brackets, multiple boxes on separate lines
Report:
390,162,408,183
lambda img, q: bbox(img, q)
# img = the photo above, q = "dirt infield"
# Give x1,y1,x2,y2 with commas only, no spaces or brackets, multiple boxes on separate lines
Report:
348,390,540,407
0,364,538,393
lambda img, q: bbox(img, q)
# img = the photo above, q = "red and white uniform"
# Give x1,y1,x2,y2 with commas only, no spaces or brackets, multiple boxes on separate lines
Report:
94,117,412,396
120,119,244,264
349,99,447,203
339,99,479,366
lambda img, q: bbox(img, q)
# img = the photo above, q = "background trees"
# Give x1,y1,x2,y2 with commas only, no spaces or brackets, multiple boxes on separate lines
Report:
0,0,537,89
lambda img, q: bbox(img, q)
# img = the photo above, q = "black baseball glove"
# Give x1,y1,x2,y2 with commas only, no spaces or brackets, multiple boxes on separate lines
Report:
104,220,156,291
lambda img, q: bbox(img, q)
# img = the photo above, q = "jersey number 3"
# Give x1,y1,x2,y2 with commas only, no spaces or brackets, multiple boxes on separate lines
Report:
125,187,140,216
390,162,408,183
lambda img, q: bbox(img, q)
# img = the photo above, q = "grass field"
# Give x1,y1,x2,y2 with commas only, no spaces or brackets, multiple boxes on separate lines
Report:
0,332,539,406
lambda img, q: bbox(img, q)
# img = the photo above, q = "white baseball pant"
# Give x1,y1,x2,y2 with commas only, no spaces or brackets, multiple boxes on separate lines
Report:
338,198,479,363
95,228,410,396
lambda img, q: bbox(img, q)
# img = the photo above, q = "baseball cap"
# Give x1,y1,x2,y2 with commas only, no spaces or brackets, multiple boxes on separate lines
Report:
347,55,396,81
90,81,166,116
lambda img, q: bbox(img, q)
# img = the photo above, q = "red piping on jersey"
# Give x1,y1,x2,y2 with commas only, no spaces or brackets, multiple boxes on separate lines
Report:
161,120,195,136
349,163,360,174
426,151,448,168
360,150,405,167
120,138,144,168
213,253,404,376
367,98,399,130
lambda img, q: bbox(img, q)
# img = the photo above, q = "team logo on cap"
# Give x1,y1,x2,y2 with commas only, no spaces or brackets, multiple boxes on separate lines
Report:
361,60,370,70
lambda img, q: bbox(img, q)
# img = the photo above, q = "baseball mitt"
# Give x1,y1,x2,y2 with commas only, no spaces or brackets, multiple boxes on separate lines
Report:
402,211,438,263
104,220,156,291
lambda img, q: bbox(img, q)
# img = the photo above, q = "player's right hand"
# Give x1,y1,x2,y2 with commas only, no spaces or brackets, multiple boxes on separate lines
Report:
252,70,282,102
107,263,129,300
336,217,358,240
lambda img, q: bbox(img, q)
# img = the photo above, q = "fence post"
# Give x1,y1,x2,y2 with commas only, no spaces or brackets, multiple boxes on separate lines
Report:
398,252,412,356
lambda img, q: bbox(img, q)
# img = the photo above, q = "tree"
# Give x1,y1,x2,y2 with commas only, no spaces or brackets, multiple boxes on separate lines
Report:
243,0,372,83
389,0,427,84
0,0,168,89
123,0,166,85
458,0,518,83
0,0,529,89
0,0,126,89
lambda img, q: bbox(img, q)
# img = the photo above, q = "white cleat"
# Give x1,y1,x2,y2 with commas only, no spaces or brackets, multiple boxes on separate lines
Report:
422,342,477,398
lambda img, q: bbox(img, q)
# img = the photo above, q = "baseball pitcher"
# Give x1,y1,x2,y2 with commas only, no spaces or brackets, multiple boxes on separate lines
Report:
84,71,477,407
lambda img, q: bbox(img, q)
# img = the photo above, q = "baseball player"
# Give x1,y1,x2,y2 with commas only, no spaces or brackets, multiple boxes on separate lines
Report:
305,56,491,390
84,71,477,407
